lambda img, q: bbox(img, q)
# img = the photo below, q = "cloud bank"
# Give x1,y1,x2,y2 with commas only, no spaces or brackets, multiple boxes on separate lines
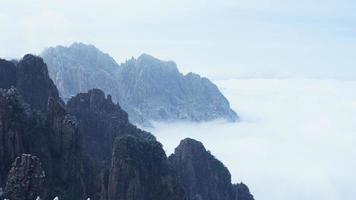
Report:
149,79,356,200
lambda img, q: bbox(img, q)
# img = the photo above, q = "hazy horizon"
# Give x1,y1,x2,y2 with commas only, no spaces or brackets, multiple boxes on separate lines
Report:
1,0,356,80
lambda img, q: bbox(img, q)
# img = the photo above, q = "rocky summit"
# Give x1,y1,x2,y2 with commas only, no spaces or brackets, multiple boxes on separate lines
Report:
41,43,238,126
0,54,253,200
66,88,154,167
0,55,83,199
169,138,254,200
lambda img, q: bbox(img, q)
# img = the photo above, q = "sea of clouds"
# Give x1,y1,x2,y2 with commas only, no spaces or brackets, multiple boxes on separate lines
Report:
148,79,356,200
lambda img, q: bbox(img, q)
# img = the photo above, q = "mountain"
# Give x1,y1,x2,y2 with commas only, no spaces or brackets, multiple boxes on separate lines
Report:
41,43,121,101
0,54,160,199
0,56,84,199
0,55,252,200
105,136,185,200
41,43,238,126
66,88,154,167
169,138,254,200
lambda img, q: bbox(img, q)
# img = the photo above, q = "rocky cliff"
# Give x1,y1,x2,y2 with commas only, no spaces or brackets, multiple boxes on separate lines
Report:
233,183,255,200
0,59,16,89
0,54,253,200
0,55,182,199
0,55,84,199
169,138,254,200
67,89,154,167
118,54,238,125
41,43,120,100
105,136,185,200
41,43,238,126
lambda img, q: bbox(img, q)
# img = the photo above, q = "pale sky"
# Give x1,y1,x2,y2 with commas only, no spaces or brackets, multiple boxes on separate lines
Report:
1,0,355,80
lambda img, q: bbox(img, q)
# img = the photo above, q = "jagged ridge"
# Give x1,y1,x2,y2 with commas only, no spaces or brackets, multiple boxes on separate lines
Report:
41,43,238,126
0,54,252,200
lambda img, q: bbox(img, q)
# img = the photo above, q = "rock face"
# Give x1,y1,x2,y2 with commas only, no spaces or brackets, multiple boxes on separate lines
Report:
233,183,255,200
41,43,121,101
16,54,61,111
0,55,254,200
67,89,155,167
168,138,254,200
118,54,238,125
0,55,84,199
0,88,84,200
0,55,60,111
41,43,238,126
0,59,16,89
4,154,45,200
106,136,185,200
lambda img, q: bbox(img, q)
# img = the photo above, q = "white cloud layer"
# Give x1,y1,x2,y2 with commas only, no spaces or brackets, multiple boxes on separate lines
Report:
149,79,356,200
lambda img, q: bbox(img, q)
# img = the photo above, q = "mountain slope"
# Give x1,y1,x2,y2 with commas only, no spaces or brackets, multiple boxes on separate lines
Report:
0,55,84,199
106,136,185,200
118,54,238,125
41,43,238,126
41,43,121,101
0,54,252,200
169,138,254,200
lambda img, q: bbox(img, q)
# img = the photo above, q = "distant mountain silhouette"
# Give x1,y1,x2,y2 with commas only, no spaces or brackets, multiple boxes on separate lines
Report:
41,43,238,126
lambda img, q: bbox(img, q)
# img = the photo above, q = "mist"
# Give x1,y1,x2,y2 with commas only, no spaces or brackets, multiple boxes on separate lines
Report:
148,78,356,200
1,0,356,80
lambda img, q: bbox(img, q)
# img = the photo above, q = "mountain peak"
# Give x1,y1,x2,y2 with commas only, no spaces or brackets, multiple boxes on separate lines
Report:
134,53,178,74
137,53,157,61
42,42,114,62
42,44,238,125
41,42,121,99
169,138,254,200
69,42,98,51
176,138,206,153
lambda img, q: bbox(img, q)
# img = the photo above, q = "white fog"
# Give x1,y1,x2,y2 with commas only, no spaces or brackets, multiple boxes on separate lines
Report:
150,78,356,200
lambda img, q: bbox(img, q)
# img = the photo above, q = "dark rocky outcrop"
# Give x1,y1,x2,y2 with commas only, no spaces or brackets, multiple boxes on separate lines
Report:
65,89,156,199
67,89,155,167
0,55,84,199
0,54,61,111
169,138,254,200
41,43,238,126
0,59,16,89
0,87,84,200
105,136,185,200
17,54,61,111
233,183,255,200
4,154,45,200
0,55,160,200
0,55,254,200
0,88,30,190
